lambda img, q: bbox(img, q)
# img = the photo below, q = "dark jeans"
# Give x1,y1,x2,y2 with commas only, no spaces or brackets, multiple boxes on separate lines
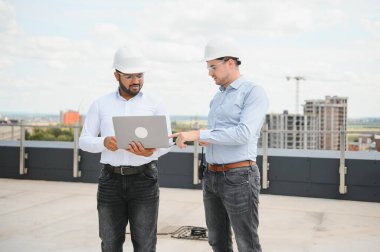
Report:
203,164,262,252
97,164,159,252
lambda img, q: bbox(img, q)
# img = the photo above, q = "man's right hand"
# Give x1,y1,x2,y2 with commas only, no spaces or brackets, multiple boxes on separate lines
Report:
104,136,118,152
199,141,210,147
169,131,202,149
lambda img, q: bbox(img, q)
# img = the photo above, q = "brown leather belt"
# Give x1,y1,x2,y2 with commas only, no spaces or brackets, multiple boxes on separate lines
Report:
209,161,256,172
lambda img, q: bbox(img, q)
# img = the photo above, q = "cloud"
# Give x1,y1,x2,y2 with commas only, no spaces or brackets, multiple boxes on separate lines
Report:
136,0,316,40
361,18,380,39
0,0,18,35
91,23,124,44
0,0,379,118
317,9,349,28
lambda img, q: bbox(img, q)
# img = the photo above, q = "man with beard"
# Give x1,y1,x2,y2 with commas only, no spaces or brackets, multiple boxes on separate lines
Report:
171,39,269,252
79,46,172,252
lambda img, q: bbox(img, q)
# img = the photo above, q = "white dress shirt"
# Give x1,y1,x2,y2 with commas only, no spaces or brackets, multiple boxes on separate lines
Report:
79,89,172,166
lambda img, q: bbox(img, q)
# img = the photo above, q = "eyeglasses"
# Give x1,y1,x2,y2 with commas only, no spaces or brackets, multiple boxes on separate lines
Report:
118,72,144,80
207,60,227,71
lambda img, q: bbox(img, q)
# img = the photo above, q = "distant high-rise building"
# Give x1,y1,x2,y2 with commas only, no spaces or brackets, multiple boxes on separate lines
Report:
60,110,80,125
304,96,348,150
266,110,316,149
265,96,348,150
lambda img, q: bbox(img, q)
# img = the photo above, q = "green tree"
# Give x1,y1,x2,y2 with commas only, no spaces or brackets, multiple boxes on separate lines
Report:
26,127,74,142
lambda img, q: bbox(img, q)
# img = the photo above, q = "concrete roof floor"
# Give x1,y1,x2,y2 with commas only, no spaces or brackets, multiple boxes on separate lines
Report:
0,178,379,252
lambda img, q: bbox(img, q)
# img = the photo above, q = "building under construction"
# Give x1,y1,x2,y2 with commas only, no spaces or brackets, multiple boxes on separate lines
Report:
266,96,348,150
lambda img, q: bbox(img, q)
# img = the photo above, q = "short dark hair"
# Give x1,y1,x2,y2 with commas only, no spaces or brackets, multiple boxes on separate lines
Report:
216,57,241,66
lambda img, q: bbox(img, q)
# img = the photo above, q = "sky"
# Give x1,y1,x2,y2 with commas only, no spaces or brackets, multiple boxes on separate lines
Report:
0,0,379,118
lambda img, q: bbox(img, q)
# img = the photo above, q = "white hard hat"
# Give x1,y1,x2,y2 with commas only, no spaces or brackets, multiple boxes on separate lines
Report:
202,39,241,62
113,46,147,73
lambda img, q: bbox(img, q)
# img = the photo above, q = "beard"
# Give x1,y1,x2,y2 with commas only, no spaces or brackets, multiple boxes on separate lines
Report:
119,80,141,97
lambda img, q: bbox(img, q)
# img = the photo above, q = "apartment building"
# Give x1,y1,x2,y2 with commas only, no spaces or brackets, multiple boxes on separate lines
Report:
266,96,348,150
304,96,348,150
266,111,316,149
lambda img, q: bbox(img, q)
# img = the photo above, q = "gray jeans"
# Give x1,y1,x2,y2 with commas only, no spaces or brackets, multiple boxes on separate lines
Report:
203,165,262,252
97,164,159,252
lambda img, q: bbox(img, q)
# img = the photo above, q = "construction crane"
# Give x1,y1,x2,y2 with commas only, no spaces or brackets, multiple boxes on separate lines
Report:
286,76,306,114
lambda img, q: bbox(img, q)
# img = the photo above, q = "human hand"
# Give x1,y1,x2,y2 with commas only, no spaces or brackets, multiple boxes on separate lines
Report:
169,130,200,149
127,141,156,157
104,136,118,151
199,141,210,146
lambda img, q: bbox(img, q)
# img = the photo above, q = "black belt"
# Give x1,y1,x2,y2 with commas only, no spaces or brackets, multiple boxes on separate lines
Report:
103,161,157,176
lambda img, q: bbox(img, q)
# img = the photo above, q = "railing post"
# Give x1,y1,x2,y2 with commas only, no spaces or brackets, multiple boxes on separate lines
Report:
262,123,269,189
73,123,81,178
339,126,347,194
11,124,15,140
19,121,27,175
193,140,200,185
193,122,200,185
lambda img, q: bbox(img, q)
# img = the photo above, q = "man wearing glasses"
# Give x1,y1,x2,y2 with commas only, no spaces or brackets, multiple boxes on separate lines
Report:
171,39,269,251
79,46,172,252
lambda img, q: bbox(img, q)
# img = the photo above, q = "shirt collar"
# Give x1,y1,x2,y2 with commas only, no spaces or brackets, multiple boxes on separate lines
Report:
219,75,245,91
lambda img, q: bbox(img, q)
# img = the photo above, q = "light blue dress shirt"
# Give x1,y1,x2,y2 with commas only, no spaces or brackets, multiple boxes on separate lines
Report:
199,76,269,164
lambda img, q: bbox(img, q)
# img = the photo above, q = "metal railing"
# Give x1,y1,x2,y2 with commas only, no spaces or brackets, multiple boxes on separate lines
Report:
259,125,380,194
339,126,347,194
19,122,27,175
72,123,81,178
262,124,270,189
1,123,379,194
0,122,81,177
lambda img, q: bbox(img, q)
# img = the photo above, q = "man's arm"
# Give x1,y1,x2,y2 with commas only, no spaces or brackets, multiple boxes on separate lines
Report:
200,85,269,145
79,101,107,153
172,86,269,148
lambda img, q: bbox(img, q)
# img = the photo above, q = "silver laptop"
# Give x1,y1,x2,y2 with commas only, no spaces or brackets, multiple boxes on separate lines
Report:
112,115,170,148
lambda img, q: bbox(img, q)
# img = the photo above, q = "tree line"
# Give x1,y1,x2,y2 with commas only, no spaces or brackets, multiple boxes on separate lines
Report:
26,127,75,141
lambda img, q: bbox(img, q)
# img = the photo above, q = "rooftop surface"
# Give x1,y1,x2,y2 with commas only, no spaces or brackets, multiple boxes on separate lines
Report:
0,178,379,252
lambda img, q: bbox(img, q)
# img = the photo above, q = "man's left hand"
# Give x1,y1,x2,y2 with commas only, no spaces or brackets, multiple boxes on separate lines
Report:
127,141,156,157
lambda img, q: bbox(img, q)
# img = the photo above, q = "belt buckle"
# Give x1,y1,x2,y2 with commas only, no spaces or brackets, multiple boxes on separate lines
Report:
120,166,129,175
